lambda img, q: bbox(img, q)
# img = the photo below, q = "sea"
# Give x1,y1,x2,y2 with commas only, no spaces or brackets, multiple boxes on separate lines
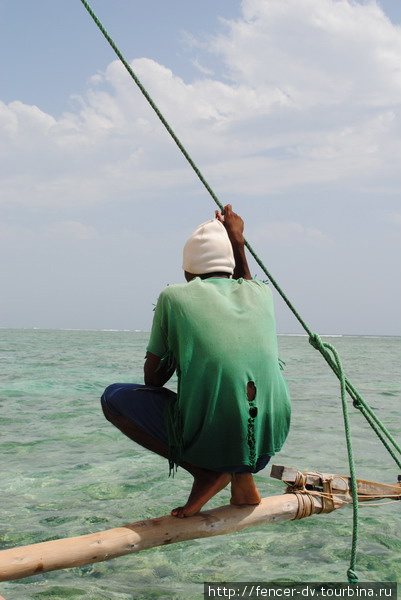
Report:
0,329,400,600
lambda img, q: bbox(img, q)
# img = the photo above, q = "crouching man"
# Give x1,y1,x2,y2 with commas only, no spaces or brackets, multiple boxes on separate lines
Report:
101,205,291,517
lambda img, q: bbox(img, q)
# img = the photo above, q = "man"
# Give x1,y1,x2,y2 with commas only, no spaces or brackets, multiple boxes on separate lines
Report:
101,205,291,518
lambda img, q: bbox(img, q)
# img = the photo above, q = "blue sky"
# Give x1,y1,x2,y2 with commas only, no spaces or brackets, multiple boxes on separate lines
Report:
1,0,400,335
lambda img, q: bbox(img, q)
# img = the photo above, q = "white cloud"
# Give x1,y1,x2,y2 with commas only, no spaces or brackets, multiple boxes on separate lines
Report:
0,100,55,142
191,58,215,77
0,0,399,209
1,0,400,333
212,0,401,107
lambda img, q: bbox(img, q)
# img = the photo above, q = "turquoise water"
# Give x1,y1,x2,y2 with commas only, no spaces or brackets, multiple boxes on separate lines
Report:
0,329,400,599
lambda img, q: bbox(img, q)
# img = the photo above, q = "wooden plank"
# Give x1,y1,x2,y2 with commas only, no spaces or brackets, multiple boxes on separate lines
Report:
270,465,401,500
0,493,325,583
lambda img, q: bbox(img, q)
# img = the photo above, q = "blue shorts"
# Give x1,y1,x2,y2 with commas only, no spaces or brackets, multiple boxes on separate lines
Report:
101,383,271,473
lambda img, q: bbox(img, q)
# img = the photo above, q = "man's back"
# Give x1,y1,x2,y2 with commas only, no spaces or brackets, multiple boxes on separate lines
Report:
147,277,291,471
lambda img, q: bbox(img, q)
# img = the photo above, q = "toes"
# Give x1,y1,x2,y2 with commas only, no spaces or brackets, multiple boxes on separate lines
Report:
171,506,185,518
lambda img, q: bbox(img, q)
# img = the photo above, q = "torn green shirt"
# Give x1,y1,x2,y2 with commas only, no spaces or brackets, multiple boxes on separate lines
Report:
147,277,291,471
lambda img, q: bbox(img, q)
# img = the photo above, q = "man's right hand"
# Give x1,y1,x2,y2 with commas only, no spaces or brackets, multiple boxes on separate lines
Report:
215,204,245,245
215,204,252,280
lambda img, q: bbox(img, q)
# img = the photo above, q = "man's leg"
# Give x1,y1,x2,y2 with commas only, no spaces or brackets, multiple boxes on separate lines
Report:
170,471,231,518
102,401,169,459
229,454,271,506
102,398,230,518
230,473,261,505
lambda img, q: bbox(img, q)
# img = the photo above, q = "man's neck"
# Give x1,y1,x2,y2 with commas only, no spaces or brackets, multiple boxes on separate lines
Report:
199,272,230,280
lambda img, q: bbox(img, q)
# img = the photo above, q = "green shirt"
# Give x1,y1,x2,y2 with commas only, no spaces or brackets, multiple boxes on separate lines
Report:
147,277,291,471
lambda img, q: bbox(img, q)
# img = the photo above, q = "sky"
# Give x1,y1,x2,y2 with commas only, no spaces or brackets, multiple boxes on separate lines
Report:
0,0,400,335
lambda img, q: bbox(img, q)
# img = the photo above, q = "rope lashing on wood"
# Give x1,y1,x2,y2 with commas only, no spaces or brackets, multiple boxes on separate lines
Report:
287,472,347,517
285,469,401,513
79,0,401,583
293,493,317,520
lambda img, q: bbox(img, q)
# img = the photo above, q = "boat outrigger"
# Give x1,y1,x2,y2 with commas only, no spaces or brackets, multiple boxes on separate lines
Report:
1,465,400,583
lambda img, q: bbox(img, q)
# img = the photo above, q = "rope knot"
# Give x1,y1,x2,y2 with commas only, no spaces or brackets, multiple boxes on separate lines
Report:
309,333,324,351
347,568,359,584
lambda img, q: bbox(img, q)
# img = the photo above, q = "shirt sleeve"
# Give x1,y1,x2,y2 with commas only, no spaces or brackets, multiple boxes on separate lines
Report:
146,291,169,358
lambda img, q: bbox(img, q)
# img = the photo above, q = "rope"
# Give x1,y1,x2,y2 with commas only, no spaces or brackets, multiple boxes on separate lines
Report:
293,492,317,520
309,334,401,470
78,0,401,467
286,475,401,507
79,0,401,582
311,339,359,582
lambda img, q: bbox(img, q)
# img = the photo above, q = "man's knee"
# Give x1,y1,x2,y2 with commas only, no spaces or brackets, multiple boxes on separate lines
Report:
100,384,118,422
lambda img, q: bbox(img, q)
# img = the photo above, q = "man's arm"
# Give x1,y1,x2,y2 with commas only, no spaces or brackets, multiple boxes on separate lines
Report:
216,204,252,280
144,351,175,387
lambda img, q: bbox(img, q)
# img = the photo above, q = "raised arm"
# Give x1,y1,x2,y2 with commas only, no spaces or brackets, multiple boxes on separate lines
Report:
216,204,252,280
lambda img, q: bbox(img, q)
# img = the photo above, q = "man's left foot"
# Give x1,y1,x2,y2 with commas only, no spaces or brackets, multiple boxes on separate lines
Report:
230,473,261,505
171,471,231,518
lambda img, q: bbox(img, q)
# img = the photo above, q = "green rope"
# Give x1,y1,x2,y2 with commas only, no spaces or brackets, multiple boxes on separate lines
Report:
79,0,401,581
79,0,401,467
308,335,401,470
309,335,359,583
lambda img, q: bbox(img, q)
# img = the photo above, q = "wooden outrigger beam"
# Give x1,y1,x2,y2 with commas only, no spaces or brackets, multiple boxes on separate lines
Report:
0,493,323,582
1,465,399,583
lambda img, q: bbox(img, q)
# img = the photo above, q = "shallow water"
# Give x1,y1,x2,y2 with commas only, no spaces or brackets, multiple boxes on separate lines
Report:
1,330,400,599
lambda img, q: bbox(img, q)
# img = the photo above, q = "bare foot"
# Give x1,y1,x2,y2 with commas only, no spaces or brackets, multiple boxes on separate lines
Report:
230,473,262,505
171,471,231,518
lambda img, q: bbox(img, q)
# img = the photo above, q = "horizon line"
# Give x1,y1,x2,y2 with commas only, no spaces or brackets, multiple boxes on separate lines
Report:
1,327,400,338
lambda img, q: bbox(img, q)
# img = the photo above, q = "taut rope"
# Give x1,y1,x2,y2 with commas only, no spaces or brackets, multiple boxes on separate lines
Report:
79,0,401,582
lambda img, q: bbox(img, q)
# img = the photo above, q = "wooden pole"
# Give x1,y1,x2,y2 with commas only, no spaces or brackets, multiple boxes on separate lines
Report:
0,493,324,582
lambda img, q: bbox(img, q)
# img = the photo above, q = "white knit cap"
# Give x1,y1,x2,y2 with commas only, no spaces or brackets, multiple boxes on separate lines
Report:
182,218,235,275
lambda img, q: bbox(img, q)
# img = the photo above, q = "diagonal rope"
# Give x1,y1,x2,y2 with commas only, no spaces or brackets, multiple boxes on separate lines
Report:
79,0,401,468
80,0,401,582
